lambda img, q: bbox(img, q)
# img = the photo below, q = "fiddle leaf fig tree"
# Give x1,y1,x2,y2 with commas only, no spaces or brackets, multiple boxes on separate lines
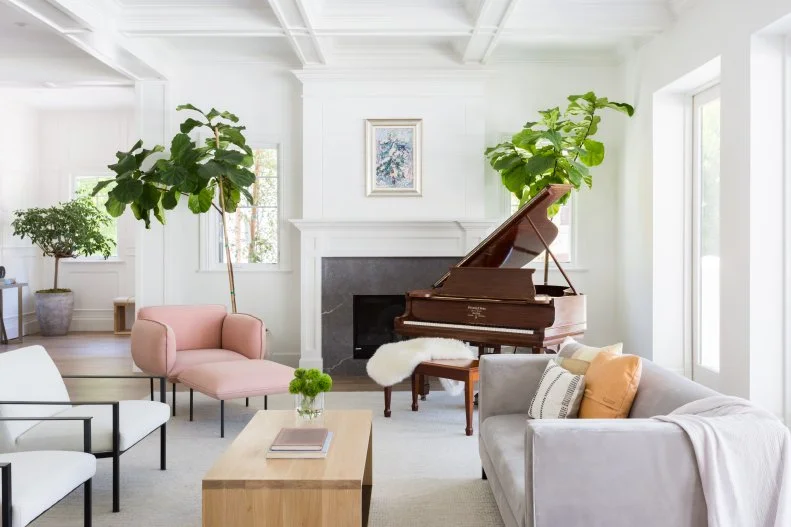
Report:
93,104,256,313
485,92,634,217
11,198,115,291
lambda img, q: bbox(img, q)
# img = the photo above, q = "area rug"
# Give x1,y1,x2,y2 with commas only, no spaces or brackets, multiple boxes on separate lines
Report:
33,390,504,526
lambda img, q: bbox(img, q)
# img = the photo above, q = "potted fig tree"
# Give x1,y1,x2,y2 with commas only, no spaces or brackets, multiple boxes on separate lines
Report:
11,197,115,336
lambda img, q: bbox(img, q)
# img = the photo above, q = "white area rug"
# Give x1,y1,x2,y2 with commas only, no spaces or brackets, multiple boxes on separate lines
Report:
33,391,504,526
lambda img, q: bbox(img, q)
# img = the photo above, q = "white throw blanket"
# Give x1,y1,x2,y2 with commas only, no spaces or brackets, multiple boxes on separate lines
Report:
366,338,474,396
655,396,791,527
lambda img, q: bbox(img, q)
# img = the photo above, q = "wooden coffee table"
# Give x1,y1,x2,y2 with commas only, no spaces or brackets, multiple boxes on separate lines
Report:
202,410,373,527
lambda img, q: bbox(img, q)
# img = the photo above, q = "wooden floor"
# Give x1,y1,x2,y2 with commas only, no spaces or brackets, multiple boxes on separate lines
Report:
0,332,409,401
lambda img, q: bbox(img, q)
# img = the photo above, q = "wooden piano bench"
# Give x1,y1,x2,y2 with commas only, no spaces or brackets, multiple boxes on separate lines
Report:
383,359,480,436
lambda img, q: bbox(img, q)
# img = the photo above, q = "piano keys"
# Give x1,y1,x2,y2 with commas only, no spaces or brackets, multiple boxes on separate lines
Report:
394,184,586,353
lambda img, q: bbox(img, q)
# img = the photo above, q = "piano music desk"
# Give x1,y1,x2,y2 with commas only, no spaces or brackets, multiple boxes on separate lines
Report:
383,359,479,436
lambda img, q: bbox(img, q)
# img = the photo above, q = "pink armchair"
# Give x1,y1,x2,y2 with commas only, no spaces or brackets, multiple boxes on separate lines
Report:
130,305,266,415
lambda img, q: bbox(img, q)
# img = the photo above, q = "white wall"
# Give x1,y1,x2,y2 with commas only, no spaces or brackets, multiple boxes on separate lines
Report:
0,94,39,338
621,0,791,415
37,107,137,331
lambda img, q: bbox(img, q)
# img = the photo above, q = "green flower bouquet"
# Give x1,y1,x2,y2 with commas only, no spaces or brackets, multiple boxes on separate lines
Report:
289,368,333,420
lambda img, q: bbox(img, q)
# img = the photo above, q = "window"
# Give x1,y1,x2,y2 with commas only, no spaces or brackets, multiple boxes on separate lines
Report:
217,146,280,266
73,175,118,258
510,194,572,263
692,84,721,374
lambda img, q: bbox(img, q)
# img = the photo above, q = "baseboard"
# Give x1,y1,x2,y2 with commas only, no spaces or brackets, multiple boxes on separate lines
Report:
69,309,114,332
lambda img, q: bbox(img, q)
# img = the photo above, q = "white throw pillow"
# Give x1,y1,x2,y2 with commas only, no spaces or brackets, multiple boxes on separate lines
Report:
555,336,623,375
528,361,586,419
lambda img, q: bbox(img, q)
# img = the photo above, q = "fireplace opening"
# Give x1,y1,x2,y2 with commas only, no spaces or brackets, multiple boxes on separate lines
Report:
353,295,407,359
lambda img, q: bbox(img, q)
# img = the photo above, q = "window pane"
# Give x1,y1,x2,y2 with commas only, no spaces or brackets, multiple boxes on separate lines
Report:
511,194,571,263
697,95,721,371
74,176,118,258
219,147,279,265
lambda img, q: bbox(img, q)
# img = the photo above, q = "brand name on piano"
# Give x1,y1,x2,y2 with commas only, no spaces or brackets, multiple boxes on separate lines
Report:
467,305,486,321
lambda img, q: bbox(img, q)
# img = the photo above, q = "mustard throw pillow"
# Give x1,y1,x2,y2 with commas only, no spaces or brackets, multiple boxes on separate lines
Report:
555,337,623,375
578,351,642,419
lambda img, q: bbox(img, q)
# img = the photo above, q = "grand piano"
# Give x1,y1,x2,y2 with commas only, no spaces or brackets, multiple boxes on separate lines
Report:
394,184,586,354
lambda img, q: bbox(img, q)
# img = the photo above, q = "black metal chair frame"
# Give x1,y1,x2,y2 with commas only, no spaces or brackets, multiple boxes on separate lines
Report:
1,416,93,527
0,373,167,513
187,390,268,438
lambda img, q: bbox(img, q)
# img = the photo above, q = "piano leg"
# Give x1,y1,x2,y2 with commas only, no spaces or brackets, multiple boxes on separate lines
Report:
420,374,429,400
464,375,474,436
383,386,392,418
411,373,419,411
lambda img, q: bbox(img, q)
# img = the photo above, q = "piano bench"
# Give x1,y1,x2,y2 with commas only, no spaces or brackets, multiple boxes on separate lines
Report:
383,359,479,436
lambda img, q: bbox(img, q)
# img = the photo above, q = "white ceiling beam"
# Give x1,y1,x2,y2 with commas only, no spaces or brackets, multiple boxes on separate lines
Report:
118,5,285,38
4,0,170,80
268,0,326,66
461,0,520,64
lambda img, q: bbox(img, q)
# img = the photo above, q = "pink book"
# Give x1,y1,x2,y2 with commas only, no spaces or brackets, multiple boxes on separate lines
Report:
270,428,329,451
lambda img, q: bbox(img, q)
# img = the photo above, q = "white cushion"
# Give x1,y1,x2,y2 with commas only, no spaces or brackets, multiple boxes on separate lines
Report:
0,347,71,451
0,451,95,527
15,401,170,453
555,337,623,375
528,361,586,419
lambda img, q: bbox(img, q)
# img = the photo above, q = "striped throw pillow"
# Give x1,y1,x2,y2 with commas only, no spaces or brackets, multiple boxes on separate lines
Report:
528,361,586,419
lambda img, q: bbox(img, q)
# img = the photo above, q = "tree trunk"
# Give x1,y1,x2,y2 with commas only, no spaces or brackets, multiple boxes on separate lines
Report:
54,256,60,290
215,127,238,313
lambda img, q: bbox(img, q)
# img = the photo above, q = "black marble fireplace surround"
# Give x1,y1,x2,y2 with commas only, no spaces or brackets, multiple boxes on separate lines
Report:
321,256,458,376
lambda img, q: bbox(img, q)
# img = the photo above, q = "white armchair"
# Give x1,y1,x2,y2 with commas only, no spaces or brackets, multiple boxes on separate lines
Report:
0,346,171,513
1,416,95,527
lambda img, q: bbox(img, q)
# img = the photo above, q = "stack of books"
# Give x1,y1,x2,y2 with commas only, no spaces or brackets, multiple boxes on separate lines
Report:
266,427,333,459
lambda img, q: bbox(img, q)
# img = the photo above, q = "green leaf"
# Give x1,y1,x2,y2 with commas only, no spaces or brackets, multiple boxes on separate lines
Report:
105,196,126,217
225,167,256,189
512,130,541,149
110,178,144,203
170,133,194,158
90,179,115,196
220,127,252,155
159,164,188,186
130,202,143,221
219,110,239,123
501,167,525,196
187,187,214,213
206,108,220,121
524,153,556,177
198,160,224,181
108,153,137,177
579,139,605,166
539,130,563,150
139,183,162,209
215,150,245,166
176,103,202,114
180,118,205,134
492,153,522,172
153,201,165,225
240,186,254,205
162,188,180,210
600,101,635,116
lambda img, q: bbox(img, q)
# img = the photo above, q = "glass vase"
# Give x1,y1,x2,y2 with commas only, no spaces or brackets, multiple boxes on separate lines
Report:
295,392,325,421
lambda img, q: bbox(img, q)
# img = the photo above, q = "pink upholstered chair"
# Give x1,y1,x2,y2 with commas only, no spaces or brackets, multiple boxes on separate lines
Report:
130,305,265,415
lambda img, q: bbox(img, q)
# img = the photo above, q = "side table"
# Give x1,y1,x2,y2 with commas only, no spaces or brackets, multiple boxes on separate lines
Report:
0,283,28,344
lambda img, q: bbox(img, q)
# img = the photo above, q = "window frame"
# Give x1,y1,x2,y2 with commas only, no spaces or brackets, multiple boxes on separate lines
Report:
67,172,121,262
199,142,290,273
690,83,721,385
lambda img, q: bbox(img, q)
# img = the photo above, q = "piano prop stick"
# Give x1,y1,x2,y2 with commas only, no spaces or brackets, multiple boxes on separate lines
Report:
394,184,586,354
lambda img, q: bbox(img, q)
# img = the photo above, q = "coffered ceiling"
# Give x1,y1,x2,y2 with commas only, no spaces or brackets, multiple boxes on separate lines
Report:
0,0,697,85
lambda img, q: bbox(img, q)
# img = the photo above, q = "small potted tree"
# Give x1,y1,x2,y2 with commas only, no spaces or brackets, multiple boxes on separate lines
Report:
11,197,115,336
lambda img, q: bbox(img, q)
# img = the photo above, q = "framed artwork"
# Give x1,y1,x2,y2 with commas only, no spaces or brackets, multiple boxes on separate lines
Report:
365,118,422,196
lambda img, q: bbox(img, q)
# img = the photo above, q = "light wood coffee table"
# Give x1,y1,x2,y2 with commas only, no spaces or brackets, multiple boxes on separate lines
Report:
202,410,373,527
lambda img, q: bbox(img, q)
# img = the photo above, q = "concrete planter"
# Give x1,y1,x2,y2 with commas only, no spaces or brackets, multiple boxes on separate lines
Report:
35,291,74,336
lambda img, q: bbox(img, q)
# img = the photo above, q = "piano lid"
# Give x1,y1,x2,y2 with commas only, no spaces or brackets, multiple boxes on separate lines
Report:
434,184,572,288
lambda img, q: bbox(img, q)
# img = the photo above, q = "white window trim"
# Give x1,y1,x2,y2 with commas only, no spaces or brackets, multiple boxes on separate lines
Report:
199,142,291,273
689,83,721,388
66,172,122,263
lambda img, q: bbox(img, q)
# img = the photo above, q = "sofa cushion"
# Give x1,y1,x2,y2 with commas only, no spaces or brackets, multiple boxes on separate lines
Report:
169,348,249,378
138,305,226,351
481,414,530,527
630,360,718,418
178,360,295,400
528,361,585,419
555,337,623,375
15,401,170,453
0,451,96,527
579,352,642,418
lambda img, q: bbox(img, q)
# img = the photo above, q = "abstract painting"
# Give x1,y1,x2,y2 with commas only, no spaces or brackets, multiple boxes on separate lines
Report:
365,119,422,196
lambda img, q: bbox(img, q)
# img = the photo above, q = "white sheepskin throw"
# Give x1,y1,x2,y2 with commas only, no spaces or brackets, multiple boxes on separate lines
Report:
366,337,474,396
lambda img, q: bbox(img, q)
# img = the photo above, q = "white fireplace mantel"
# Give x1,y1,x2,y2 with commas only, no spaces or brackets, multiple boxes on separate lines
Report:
289,218,499,369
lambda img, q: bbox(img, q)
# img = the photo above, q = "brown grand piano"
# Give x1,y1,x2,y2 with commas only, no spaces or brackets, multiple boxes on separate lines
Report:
394,184,586,353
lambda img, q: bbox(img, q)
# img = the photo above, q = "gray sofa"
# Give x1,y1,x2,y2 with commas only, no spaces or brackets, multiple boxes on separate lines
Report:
479,354,718,527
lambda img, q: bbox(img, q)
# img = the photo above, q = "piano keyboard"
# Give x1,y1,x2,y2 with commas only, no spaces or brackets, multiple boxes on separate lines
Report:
401,320,534,335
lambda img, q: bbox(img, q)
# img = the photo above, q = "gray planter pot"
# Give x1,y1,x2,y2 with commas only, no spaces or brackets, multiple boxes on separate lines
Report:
35,291,74,336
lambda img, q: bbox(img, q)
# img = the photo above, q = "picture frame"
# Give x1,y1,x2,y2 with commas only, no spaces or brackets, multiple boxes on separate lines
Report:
365,118,422,196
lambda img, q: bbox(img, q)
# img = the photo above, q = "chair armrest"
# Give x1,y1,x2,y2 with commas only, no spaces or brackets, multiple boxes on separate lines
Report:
479,354,553,424
0,417,93,452
525,419,706,527
222,313,266,360
131,319,176,376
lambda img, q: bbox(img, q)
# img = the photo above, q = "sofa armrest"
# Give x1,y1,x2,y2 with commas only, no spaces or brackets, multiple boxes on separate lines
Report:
479,354,553,424
131,320,176,376
222,313,266,360
526,419,706,527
